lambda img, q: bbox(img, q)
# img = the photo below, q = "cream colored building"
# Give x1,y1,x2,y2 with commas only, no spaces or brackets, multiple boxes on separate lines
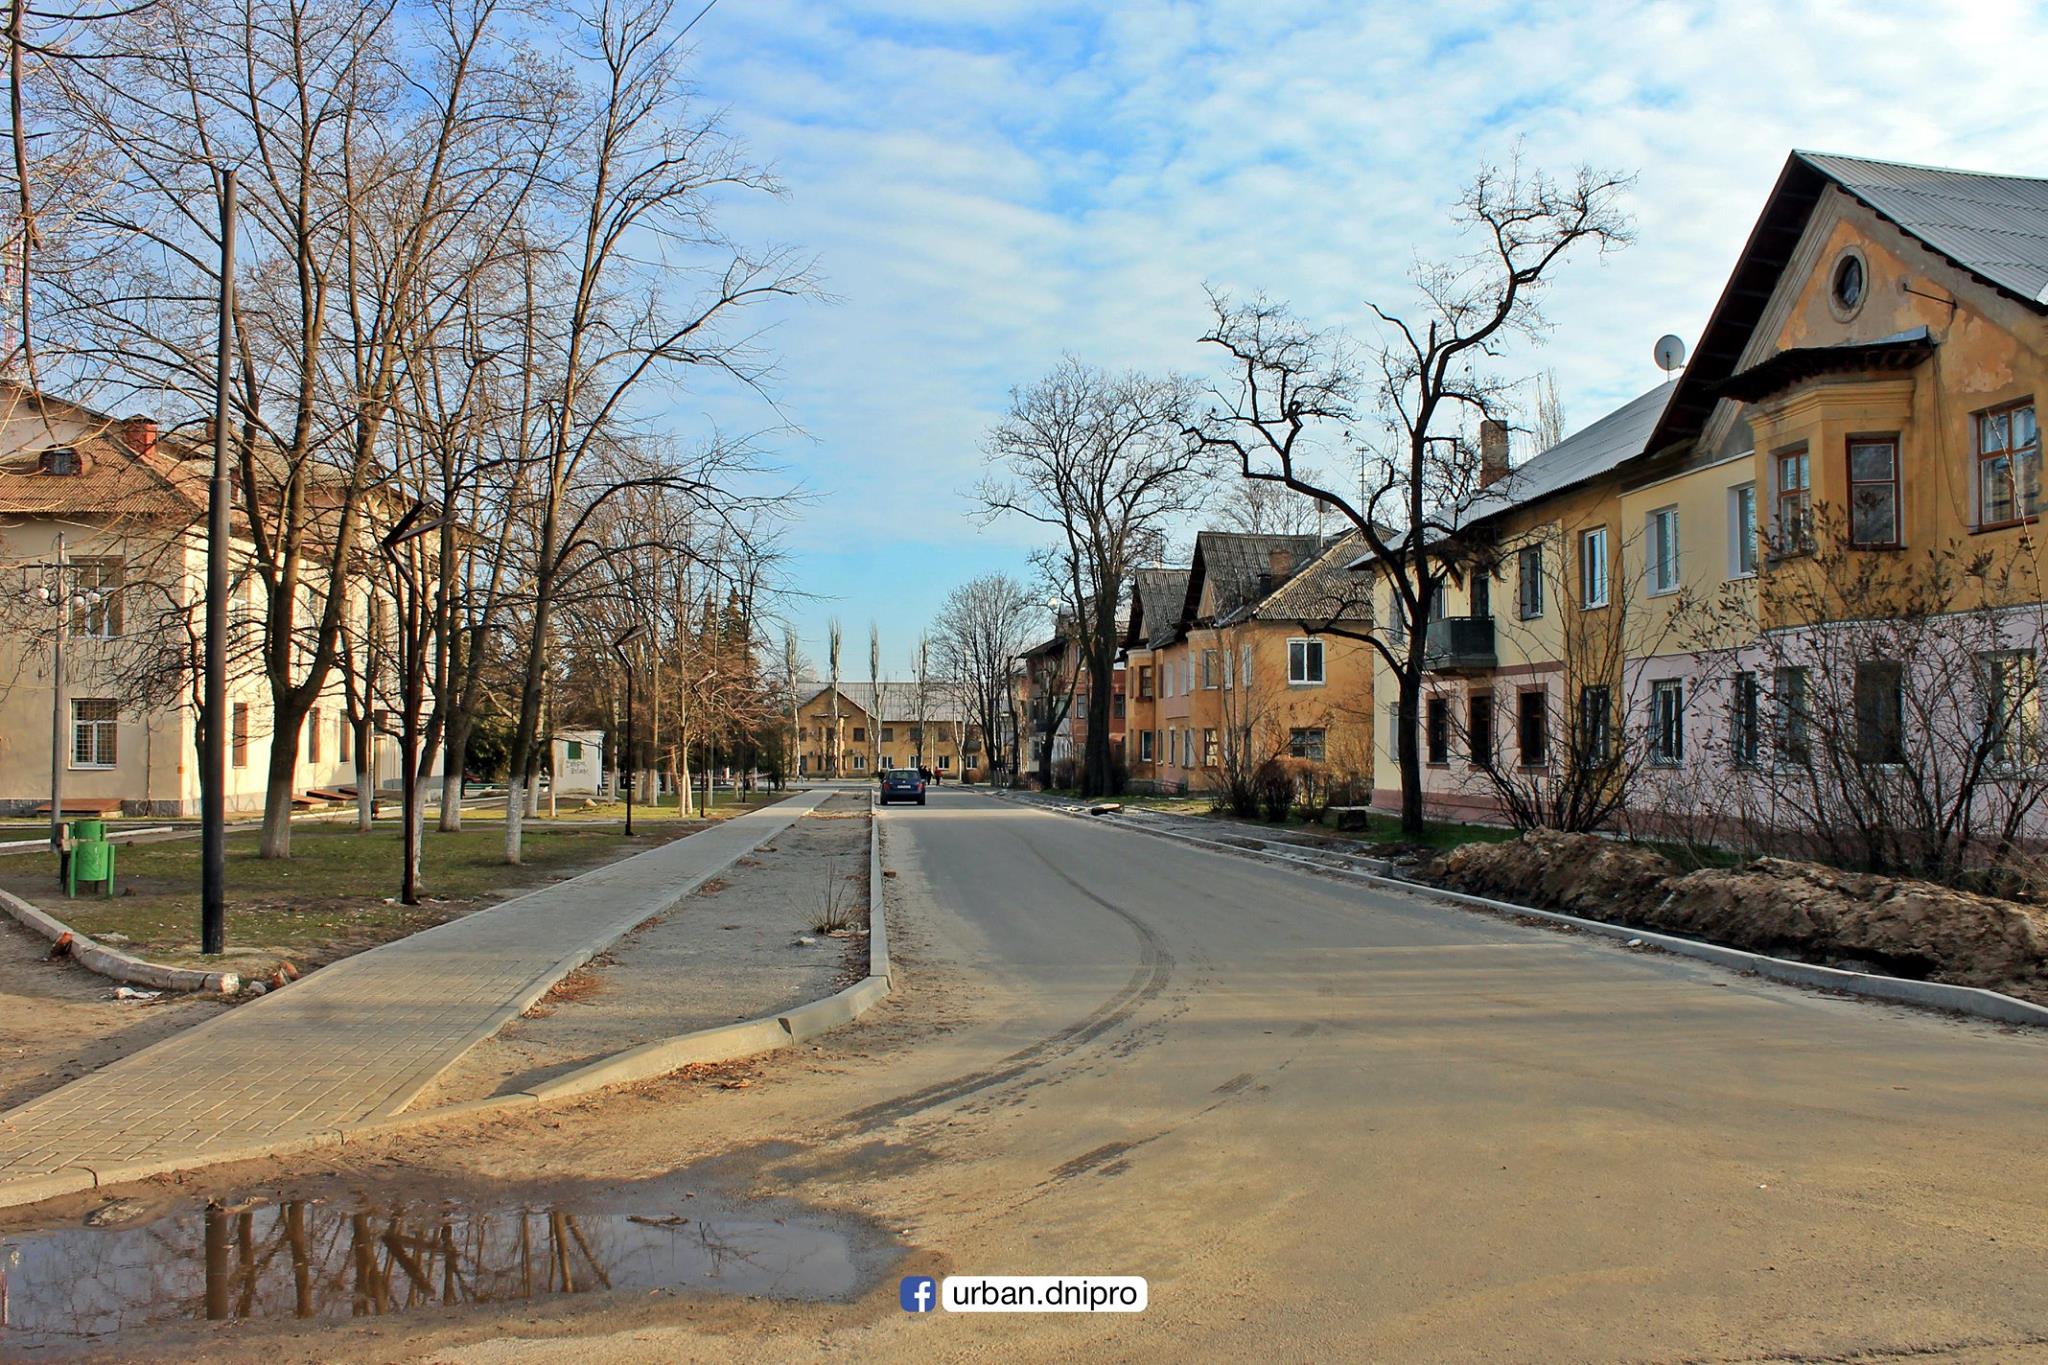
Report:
0,384,414,815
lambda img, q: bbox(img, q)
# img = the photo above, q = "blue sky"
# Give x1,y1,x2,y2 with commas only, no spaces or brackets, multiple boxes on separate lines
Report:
674,0,2048,676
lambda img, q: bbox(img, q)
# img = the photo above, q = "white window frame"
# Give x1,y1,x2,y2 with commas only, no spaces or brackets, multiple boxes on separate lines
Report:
1516,544,1544,619
1646,507,1680,596
1240,643,1254,687
1580,527,1610,608
1287,637,1325,686
1729,482,1758,579
1139,729,1154,761
71,698,118,769
1649,680,1684,766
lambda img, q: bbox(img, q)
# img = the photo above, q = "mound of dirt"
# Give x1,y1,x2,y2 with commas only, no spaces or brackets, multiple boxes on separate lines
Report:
1442,829,1675,919
1440,831,2048,1005
1654,859,2048,1000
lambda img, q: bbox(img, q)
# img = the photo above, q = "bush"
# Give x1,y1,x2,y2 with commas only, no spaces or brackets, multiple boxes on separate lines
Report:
1255,759,1303,823
1050,756,1081,791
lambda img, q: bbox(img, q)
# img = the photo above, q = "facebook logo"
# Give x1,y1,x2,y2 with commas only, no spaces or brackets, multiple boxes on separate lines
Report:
900,1275,938,1313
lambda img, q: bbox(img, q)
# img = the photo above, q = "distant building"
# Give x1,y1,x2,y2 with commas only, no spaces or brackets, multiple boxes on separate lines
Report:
793,681,975,776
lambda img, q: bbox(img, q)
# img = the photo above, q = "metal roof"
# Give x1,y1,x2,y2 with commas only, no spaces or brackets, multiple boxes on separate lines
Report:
1801,151,2048,306
1648,150,2048,457
1720,326,1934,403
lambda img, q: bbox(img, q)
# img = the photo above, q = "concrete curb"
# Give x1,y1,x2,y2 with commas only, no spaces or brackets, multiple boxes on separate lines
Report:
0,887,241,995
1001,790,2048,1031
0,795,902,1212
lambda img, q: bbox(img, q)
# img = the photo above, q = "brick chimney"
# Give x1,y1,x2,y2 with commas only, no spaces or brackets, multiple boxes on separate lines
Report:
1267,547,1294,577
122,414,158,459
1478,418,1510,489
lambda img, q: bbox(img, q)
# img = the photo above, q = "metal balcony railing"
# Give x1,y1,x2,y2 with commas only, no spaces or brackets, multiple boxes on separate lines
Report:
1424,615,1496,672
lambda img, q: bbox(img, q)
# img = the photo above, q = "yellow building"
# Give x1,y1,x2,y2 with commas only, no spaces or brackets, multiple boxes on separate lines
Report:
1125,531,1374,797
793,682,973,778
0,384,397,815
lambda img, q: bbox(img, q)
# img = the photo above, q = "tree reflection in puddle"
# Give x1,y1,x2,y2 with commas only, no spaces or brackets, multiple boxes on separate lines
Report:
0,1179,872,1351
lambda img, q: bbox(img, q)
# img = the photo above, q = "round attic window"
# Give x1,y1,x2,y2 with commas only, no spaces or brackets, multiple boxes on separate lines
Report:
1829,249,1866,318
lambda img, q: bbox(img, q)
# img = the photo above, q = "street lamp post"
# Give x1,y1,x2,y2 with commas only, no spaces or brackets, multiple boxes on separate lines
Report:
201,167,236,956
612,623,648,836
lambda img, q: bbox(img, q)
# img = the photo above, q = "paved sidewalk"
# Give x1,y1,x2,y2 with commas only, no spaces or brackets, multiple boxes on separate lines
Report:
0,789,832,1193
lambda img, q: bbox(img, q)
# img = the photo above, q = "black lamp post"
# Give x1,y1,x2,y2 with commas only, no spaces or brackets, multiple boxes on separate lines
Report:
612,623,648,835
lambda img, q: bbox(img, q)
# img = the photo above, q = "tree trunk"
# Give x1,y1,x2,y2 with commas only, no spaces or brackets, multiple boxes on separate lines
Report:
353,719,375,832
503,774,525,864
1083,663,1115,797
1397,655,1424,835
259,725,301,859
438,734,464,832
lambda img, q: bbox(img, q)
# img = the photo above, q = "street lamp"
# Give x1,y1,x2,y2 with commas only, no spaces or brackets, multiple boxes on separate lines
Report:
22,533,106,861
612,623,649,835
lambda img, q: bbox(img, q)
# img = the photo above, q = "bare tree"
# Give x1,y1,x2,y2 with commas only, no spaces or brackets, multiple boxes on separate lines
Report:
825,616,841,777
1193,159,1633,832
1530,367,1567,452
979,358,1203,797
933,573,1033,783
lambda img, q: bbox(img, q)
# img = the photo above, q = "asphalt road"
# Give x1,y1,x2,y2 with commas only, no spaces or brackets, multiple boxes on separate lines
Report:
67,784,2048,1363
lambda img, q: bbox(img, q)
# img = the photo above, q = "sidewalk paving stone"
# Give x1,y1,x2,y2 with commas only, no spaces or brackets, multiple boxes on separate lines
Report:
0,790,831,1196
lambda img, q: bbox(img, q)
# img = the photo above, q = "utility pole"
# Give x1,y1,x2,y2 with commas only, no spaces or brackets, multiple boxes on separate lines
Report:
201,168,235,956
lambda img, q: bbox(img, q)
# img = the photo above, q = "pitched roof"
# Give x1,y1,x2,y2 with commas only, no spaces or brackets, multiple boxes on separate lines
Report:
1450,382,1678,531
1800,151,2048,306
0,385,208,520
1719,326,1935,403
1124,567,1190,649
798,681,969,724
1183,531,1321,626
1648,150,2048,456
1247,528,1373,626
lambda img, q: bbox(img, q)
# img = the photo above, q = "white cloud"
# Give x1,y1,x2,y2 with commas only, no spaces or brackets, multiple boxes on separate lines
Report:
674,0,2048,655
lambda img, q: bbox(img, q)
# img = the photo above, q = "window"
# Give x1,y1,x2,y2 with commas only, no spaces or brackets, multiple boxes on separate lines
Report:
339,713,352,766
1831,252,1865,312
1579,527,1609,608
1161,662,1173,699
1113,693,1125,719
231,702,250,769
1578,685,1612,766
853,753,867,771
1649,681,1683,766
1516,545,1544,619
1982,652,2039,768
566,739,582,761
1223,649,1235,690
1241,643,1253,685
1646,507,1679,595
851,727,866,742
1287,638,1325,685
70,558,123,638
1517,689,1548,766
1138,666,1153,700
1388,589,1406,643
1775,447,1812,553
1848,437,1900,548
1202,650,1219,689
880,727,894,743
1854,660,1905,765
1730,484,1758,577
1075,694,1087,720
1288,727,1326,762
1182,729,1195,767
307,706,321,764
1139,729,1154,761
1470,571,1491,620
1732,672,1760,768
1774,666,1810,764
1425,697,1450,764
1202,728,1218,767
71,698,117,768
1468,694,1494,767
1977,401,2039,527
1184,657,1194,694
938,754,951,770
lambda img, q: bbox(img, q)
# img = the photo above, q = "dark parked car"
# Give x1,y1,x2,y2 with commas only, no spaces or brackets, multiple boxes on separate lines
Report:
880,768,927,806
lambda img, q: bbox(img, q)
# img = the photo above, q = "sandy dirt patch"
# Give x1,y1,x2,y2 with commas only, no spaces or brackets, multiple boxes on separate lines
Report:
0,918,229,1112
420,794,873,1106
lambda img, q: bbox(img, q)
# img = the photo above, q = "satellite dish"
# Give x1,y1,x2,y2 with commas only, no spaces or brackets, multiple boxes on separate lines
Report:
1654,334,1687,374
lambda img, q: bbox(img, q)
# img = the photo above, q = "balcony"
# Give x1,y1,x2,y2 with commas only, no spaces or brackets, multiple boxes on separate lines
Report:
1424,616,1496,673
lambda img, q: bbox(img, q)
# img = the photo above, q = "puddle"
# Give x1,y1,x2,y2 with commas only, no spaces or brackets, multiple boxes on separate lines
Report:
0,1175,889,1353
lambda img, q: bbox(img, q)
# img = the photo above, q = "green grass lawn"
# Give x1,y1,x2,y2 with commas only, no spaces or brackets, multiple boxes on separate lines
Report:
0,797,788,969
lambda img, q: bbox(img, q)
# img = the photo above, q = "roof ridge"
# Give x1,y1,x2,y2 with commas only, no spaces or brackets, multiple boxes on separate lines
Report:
1796,148,2048,186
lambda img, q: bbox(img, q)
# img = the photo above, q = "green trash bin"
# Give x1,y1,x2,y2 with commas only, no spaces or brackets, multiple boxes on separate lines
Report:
67,837,115,898
73,818,107,842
